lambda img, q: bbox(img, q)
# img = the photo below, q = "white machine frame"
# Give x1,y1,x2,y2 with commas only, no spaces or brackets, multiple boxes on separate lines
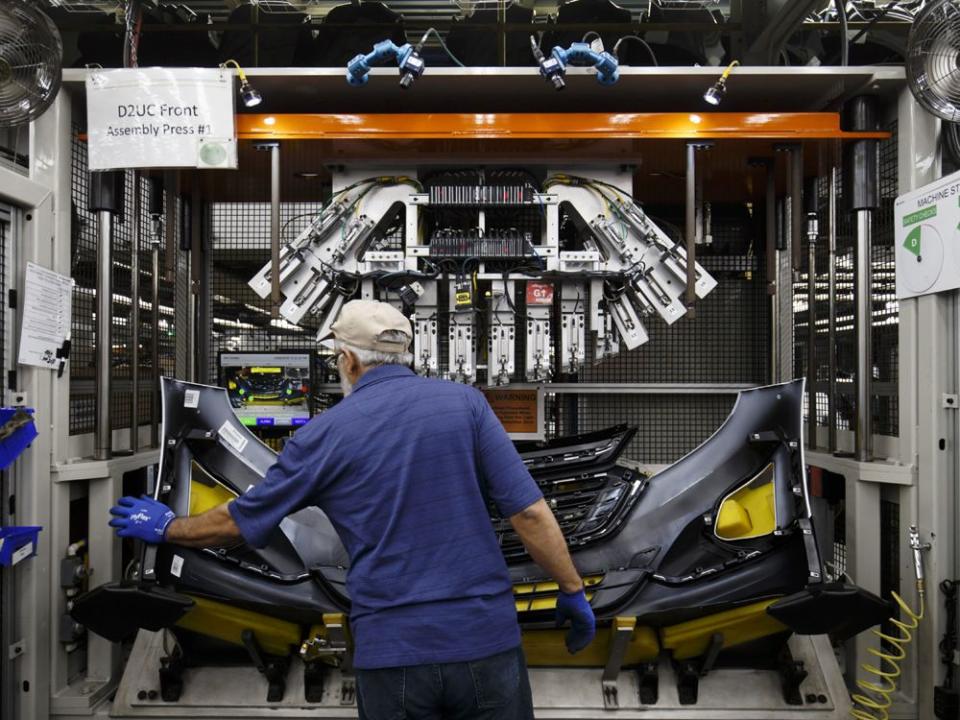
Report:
3,66,955,720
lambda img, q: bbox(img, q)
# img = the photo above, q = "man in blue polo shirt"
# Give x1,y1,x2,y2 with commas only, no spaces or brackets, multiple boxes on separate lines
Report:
109,299,596,719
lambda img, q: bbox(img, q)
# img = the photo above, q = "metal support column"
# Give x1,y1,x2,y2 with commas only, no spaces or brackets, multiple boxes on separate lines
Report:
130,174,140,453
89,171,123,461
685,141,711,319
190,189,209,384
148,177,163,448
828,166,838,453
263,142,281,317
96,213,112,459
790,144,804,280
685,142,697,317
765,159,778,383
806,177,818,450
843,96,879,462
855,209,873,461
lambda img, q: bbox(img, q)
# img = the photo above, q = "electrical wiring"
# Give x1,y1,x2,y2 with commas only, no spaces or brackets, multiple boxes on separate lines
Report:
581,30,601,44
417,27,466,68
280,212,323,242
836,0,849,67
612,35,658,66
546,175,614,219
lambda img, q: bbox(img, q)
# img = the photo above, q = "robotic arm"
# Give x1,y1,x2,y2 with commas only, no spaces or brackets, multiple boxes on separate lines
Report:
548,176,717,354
248,179,417,331
531,36,619,90
346,39,425,89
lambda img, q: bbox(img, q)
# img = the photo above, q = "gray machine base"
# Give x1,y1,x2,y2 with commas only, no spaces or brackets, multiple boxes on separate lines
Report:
102,631,852,719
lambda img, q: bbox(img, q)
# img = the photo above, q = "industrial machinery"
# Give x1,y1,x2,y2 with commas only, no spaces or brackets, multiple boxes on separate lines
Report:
531,36,620,90
71,376,889,714
246,169,717,386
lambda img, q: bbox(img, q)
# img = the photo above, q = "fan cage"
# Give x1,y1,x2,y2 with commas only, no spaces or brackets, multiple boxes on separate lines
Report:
906,0,960,123
0,0,63,126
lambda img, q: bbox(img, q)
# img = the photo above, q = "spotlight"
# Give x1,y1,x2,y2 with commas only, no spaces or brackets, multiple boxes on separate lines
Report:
703,60,739,107
703,81,725,106
240,79,262,108
221,59,262,108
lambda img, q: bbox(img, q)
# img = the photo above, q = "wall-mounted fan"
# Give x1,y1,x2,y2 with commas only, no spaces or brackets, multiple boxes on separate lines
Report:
0,0,64,127
906,0,960,122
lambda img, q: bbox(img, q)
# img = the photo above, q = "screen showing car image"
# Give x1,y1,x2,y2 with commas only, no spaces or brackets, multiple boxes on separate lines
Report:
219,352,313,429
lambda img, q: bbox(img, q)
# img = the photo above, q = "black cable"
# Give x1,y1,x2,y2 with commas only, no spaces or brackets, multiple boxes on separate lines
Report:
612,35,658,66
280,212,322,242
418,27,465,68
846,1,901,47
941,579,959,689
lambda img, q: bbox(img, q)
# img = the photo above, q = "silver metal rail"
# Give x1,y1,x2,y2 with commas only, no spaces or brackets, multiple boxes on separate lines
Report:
95,209,112,461
130,174,140,453
828,166,838,453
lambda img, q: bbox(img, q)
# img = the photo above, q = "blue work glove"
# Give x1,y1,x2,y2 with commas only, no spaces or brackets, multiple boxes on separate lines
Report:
108,495,176,544
555,587,596,654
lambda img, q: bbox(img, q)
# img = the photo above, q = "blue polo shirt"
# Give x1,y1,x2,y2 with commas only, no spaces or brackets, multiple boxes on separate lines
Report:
228,365,544,669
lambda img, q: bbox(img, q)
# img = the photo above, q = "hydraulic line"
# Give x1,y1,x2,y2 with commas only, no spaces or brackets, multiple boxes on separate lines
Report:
850,525,929,720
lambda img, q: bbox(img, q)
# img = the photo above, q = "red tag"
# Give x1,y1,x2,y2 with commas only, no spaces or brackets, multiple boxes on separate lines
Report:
526,282,554,306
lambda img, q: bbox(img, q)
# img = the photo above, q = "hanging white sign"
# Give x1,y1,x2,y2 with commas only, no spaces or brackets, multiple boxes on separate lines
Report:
86,68,237,171
18,263,73,370
894,168,960,300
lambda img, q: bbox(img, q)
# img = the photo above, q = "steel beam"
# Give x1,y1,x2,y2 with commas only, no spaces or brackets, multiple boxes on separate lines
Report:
235,113,891,142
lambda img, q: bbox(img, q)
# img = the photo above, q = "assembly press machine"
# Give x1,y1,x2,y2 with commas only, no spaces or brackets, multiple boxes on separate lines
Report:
247,168,718,382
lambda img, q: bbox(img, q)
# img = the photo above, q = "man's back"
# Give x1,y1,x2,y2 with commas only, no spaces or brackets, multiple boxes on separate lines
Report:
230,365,543,669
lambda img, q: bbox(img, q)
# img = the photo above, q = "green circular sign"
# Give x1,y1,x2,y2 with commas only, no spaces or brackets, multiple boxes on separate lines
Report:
200,142,227,167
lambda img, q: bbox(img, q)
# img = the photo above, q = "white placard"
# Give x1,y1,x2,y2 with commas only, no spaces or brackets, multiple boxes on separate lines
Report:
894,169,960,299
217,420,249,454
86,68,237,171
18,263,73,370
183,389,200,409
170,554,184,578
11,542,33,566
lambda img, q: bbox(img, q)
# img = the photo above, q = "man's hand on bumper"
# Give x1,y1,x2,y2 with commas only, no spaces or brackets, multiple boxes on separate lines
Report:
109,495,175,543
555,587,596,654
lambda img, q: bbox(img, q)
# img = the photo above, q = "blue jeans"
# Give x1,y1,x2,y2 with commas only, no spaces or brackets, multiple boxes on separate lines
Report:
356,646,534,720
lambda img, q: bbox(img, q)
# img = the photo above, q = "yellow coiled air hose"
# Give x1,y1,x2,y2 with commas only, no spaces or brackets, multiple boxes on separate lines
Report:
850,525,929,720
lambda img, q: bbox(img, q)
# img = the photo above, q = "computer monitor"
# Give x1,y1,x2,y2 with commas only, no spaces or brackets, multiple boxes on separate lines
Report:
218,352,314,429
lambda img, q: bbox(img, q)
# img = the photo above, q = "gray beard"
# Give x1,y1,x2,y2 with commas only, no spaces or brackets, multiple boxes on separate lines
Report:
338,371,354,397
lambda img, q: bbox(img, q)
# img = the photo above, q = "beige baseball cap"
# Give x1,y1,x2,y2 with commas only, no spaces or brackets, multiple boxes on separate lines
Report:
319,299,412,353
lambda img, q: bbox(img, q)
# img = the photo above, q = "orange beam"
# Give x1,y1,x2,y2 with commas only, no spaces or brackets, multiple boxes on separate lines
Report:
236,112,889,141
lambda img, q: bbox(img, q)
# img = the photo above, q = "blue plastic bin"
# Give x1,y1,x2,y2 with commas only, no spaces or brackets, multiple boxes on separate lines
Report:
0,526,41,567
0,408,36,471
